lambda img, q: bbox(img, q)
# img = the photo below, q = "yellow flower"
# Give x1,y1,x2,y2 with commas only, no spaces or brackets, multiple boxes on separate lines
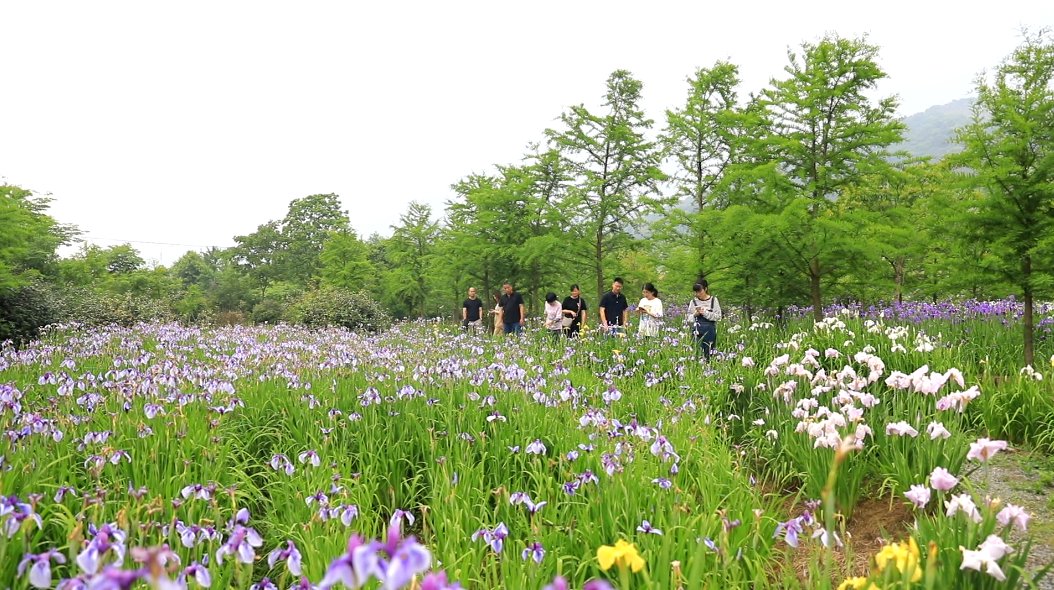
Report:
837,577,877,590
597,539,645,573
874,537,921,582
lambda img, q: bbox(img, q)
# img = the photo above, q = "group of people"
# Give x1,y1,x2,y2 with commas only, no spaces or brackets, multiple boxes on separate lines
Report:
460,278,723,359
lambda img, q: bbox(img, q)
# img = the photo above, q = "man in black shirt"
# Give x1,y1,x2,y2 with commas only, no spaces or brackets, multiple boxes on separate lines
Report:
498,282,525,335
462,287,484,332
598,277,629,336
561,284,588,338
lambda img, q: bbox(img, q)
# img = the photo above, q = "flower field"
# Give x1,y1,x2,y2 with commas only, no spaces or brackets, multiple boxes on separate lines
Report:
1,302,1053,589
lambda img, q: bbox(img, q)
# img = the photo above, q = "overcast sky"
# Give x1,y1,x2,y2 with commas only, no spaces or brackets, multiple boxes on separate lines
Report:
2,1,1050,266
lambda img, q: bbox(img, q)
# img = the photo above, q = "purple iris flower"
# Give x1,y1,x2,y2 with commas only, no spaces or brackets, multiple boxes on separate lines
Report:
269,454,295,475
637,520,663,535
306,491,329,508
176,562,211,588
525,439,547,455
250,579,278,590
319,534,377,589
419,571,461,590
215,525,263,565
1,496,42,538
374,523,432,590
268,541,303,576
652,477,672,490
55,486,78,503
583,581,615,590
56,575,90,590
298,450,321,467
84,566,146,590
290,577,320,590
509,492,546,514
390,509,414,527
336,504,360,527
521,542,545,564
773,516,805,548
543,577,569,590
18,549,66,589
76,523,127,574
180,484,212,501
471,522,509,554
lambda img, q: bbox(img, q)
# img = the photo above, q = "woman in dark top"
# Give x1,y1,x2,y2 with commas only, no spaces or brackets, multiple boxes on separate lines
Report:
561,284,588,338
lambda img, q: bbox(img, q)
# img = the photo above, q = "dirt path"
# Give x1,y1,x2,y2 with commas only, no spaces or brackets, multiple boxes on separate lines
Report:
783,449,1054,588
971,449,1054,589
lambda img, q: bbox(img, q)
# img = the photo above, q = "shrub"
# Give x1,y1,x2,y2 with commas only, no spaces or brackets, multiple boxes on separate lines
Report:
214,311,248,326
58,288,173,326
0,280,62,345
252,298,285,324
286,287,392,333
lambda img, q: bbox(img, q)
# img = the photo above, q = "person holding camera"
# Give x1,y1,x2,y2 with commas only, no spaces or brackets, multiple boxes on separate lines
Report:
561,284,588,337
687,281,721,360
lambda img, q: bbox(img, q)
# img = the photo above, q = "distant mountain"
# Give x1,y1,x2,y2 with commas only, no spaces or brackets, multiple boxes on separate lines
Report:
896,97,974,160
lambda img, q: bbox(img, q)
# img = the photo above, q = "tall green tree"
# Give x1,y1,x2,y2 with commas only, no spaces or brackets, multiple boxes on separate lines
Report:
280,193,350,285
171,251,215,290
740,35,904,320
445,173,521,307
953,32,1054,365
662,62,741,211
0,184,75,287
385,202,440,318
660,62,742,284
320,229,375,291
547,70,669,299
232,221,286,296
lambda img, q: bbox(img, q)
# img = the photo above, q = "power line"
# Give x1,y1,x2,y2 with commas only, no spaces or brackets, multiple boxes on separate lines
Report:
79,235,226,250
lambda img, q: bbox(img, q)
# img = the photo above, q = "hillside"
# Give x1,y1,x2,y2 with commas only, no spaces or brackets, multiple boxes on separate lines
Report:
897,97,974,159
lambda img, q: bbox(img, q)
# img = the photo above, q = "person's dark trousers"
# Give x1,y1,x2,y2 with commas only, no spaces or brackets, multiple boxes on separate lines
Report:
503,322,522,335
695,321,716,360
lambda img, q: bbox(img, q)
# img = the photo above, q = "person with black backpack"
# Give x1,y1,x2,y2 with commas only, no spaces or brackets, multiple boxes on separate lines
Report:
687,281,721,360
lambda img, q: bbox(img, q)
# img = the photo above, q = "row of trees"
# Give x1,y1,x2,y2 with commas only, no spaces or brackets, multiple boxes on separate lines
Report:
1,33,1050,362
393,33,1052,363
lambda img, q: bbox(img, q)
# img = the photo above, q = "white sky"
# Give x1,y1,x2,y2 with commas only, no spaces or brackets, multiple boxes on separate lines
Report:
2,1,1050,266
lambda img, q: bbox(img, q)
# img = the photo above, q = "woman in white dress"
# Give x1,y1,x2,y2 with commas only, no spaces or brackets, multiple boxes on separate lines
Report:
636,282,663,337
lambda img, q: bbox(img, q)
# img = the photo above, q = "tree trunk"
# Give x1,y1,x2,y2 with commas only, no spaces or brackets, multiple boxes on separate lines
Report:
809,258,823,322
595,230,604,307
893,257,905,304
1024,255,1034,366
531,263,539,318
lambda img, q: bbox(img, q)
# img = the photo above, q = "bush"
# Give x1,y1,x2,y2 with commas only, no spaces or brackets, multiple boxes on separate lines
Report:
286,288,392,333
0,280,62,345
214,311,248,326
251,298,285,324
58,288,173,326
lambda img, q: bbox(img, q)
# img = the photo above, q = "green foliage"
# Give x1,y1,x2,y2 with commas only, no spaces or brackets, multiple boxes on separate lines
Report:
251,298,285,324
0,184,75,288
281,193,350,284
951,31,1054,365
382,202,440,318
232,220,287,295
286,287,392,332
0,280,62,344
709,35,906,319
58,287,174,326
547,69,671,299
320,229,375,291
